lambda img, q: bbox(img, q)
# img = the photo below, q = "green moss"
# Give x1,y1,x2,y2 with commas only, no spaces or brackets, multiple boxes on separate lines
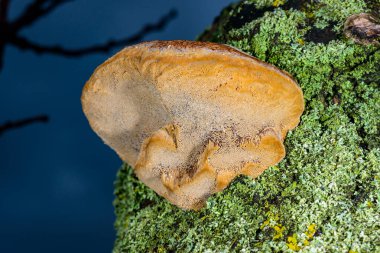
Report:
113,0,380,252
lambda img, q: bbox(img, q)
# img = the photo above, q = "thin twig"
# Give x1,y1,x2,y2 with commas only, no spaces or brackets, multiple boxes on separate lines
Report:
10,9,177,57
0,114,49,136
0,0,10,69
0,6,177,69
0,0,10,23
10,0,71,31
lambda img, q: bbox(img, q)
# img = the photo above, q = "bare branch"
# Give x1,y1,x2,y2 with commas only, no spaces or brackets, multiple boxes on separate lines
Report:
0,0,10,69
0,0,10,24
10,0,70,31
0,43,4,69
10,8,177,57
0,114,49,136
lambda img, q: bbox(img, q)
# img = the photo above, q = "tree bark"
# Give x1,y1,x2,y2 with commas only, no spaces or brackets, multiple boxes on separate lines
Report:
113,1,380,252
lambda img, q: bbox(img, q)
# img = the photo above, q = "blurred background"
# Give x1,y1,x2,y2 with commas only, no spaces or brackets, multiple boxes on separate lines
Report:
0,1,233,252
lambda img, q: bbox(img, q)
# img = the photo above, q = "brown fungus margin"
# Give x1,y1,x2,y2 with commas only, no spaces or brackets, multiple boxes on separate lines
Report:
81,40,304,210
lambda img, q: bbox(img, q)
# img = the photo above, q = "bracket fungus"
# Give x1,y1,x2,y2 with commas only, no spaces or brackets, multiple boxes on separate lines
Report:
81,40,304,210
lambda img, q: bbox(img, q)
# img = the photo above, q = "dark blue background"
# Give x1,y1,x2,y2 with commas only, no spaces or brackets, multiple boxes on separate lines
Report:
0,1,232,252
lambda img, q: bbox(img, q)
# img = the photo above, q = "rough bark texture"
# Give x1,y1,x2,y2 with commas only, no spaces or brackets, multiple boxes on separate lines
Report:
113,0,380,252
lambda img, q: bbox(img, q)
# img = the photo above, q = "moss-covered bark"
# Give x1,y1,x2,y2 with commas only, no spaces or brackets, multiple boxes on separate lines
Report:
113,0,380,252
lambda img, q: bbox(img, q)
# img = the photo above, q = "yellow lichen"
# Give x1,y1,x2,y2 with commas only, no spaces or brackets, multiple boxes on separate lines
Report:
260,208,285,240
287,234,301,251
260,219,270,229
297,39,305,45
273,0,285,7
287,224,317,251
305,223,317,239
273,225,285,239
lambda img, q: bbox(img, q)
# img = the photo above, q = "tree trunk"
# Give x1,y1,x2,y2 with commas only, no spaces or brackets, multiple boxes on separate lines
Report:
113,0,380,252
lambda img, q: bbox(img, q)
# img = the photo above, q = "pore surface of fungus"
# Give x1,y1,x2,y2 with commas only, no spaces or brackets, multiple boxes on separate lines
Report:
81,40,304,210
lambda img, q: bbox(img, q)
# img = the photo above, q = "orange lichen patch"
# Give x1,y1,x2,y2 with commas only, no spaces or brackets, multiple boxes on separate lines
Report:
81,40,304,210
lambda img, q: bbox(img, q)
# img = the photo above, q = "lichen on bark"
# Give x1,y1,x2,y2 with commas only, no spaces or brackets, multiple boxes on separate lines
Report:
113,0,380,252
